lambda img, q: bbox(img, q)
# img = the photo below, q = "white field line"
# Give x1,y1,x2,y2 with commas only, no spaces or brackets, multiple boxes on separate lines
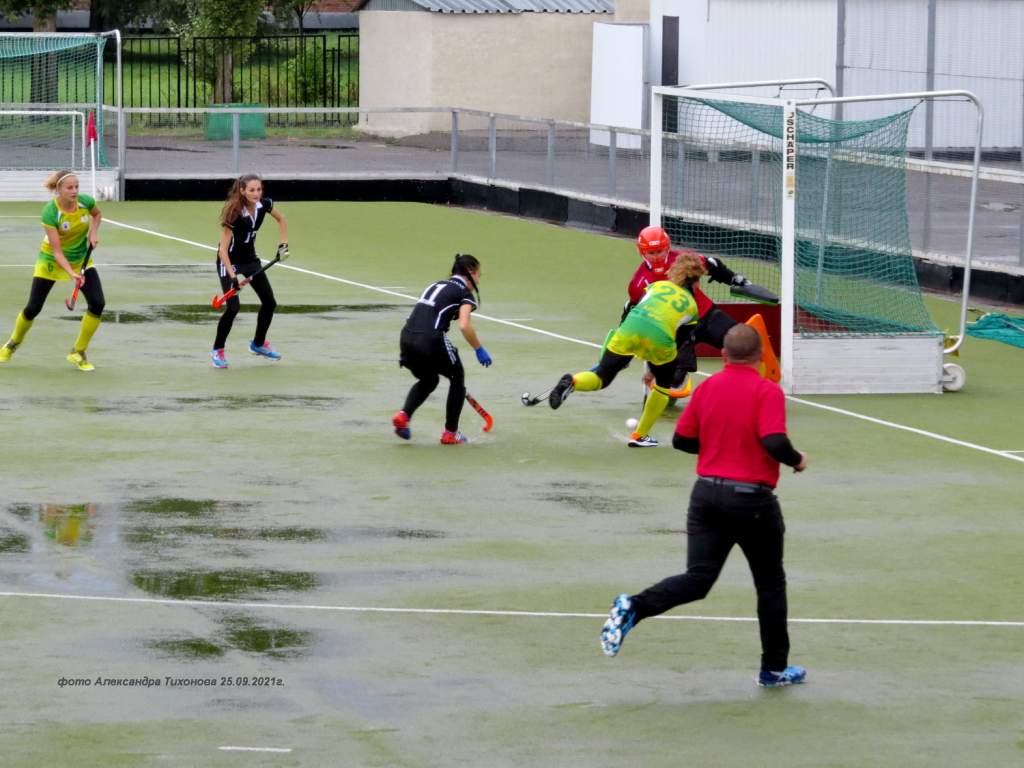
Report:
0,263,202,268
219,746,293,754
0,591,1021,628
101,218,1024,465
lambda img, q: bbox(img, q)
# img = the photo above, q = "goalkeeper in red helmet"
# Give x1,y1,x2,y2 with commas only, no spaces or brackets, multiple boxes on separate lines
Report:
627,225,762,396
548,253,704,447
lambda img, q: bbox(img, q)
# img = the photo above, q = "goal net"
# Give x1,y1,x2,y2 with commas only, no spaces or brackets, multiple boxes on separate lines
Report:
0,33,110,169
652,87,952,394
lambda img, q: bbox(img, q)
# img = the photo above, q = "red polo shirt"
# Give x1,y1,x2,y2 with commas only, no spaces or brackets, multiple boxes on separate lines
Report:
675,363,788,487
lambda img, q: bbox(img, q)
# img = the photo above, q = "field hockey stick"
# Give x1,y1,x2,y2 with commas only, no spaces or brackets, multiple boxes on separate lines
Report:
464,392,494,432
211,250,285,309
65,245,94,311
729,280,779,304
520,387,553,407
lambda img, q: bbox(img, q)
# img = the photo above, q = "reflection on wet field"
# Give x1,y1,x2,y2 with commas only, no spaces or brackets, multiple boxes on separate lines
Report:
2,504,97,548
0,529,30,553
123,524,326,546
148,616,312,660
35,395,347,414
131,568,320,600
58,303,403,325
1,499,452,664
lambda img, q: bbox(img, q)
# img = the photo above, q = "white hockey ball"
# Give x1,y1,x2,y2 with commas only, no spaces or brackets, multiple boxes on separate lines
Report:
625,417,639,430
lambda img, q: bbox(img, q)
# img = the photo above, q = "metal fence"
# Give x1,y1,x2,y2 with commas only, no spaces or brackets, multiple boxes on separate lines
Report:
104,34,358,123
94,105,1024,270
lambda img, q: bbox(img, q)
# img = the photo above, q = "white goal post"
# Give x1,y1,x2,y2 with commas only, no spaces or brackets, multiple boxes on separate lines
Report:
650,83,982,395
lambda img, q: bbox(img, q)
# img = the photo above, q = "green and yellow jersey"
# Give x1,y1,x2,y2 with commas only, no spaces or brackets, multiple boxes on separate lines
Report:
36,194,96,280
607,280,699,365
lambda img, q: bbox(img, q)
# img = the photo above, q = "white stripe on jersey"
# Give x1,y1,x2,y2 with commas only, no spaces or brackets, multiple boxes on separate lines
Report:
434,303,461,330
442,334,457,364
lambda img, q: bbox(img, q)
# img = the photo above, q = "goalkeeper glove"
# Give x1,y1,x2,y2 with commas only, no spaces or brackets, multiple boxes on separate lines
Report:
475,347,492,367
731,273,750,287
276,242,289,260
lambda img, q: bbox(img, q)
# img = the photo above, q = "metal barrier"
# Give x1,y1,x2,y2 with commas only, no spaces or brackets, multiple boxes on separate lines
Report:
11,103,1009,271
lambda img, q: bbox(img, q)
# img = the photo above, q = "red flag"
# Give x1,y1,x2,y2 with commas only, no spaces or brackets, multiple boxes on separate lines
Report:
86,111,98,145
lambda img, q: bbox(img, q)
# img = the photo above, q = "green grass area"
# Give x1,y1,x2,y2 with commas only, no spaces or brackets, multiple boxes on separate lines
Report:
0,201,1022,766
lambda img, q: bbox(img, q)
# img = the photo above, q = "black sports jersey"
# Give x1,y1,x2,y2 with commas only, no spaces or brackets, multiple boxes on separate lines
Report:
225,197,273,264
403,276,477,334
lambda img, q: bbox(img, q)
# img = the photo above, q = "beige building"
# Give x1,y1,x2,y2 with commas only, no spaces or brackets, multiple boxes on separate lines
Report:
356,0,612,135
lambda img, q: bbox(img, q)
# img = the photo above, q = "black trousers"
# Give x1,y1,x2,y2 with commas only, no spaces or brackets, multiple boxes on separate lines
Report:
675,306,738,375
214,258,277,349
593,349,677,389
399,328,465,433
23,272,106,320
631,478,790,672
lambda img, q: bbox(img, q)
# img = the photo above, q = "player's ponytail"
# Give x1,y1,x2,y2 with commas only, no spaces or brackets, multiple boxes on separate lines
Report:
451,253,481,305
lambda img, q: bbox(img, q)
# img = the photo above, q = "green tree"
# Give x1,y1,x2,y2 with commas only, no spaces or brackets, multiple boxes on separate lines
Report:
268,0,318,35
87,0,181,33
172,0,263,103
0,1,72,104
0,0,69,30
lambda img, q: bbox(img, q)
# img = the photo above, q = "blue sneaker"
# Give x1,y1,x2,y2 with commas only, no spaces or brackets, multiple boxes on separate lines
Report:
249,340,281,360
757,665,807,688
600,593,637,657
211,348,228,369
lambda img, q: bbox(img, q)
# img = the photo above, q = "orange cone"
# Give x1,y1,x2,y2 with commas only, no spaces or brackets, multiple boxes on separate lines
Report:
745,313,781,382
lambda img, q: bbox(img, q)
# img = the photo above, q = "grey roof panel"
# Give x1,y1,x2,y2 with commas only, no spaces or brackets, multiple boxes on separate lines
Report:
505,0,613,11
407,0,611,12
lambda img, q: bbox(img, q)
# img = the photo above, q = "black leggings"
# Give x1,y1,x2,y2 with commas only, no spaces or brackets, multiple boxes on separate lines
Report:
592,349,677,390
399,330,465,433
675,306,738,374
23,271,105,320
214,258,277,349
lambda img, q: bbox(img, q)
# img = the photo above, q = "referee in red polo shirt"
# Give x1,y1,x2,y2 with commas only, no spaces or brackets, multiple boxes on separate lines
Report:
599,324,809,688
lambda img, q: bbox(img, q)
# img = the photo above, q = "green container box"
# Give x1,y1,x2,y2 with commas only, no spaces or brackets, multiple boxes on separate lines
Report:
205,103,266,140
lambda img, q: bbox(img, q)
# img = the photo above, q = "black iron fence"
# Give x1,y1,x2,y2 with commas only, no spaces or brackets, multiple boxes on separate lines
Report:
104,33,359,125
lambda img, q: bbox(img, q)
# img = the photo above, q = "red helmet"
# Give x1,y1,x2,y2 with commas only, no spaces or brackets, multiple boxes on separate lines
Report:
637,226,671,270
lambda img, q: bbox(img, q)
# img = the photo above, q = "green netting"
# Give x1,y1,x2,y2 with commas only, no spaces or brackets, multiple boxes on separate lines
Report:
0,34,108,167
659,95,939,337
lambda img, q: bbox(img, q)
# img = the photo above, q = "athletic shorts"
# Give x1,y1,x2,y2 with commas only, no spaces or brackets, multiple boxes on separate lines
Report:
607,316,677,366
33,253,93,281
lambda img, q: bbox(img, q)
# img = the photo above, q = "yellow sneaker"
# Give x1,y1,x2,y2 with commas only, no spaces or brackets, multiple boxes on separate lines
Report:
0,340,16,362
67,349,95,372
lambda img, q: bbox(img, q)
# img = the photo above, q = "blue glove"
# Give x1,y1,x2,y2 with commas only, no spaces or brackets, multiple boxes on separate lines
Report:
475,346,492,367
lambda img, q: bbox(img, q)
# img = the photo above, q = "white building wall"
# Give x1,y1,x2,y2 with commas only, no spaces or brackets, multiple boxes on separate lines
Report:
648,0,1020,149
651,0,836,91
359,10,599,135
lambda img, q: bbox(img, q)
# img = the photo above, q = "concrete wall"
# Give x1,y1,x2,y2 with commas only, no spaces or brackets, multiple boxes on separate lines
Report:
359,10,601,135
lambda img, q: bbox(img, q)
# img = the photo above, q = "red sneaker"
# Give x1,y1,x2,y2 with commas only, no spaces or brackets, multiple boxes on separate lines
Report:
392,410,411,440
439,430,468,445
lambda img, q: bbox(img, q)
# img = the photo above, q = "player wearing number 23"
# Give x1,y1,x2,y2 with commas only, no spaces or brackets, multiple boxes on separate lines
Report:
547,253,704,447
392,254,490,445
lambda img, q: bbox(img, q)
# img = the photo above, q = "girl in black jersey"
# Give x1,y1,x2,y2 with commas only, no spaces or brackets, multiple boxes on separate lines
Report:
392,254,492,445
212,174,288,369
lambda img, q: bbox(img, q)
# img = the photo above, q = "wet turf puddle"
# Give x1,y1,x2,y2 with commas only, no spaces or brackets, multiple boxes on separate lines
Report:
59,303,402,324
537,480,636,515
3,498,449,658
